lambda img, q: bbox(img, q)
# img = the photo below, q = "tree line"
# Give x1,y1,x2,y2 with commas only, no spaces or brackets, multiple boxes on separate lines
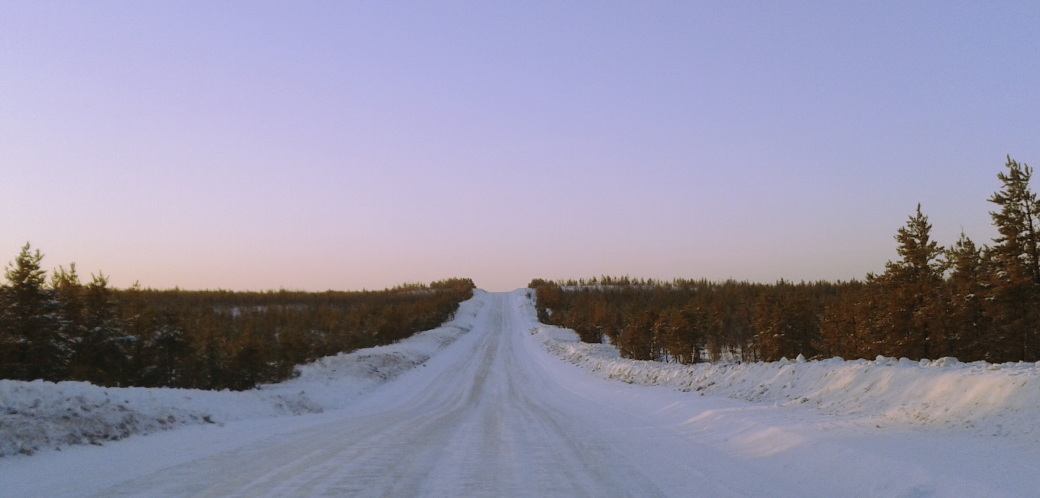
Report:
0,250,474,390
531,156,1040,364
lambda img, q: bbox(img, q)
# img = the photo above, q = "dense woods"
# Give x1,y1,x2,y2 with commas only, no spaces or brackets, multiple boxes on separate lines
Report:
532,157,1040,364
0,256,474,390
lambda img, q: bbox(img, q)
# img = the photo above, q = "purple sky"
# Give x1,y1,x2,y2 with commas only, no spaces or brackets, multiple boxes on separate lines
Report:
2,2,1039,292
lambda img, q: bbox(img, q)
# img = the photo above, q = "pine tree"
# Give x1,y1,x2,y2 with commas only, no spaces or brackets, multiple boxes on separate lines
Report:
945,233,991,360
874,205,946,359
563,303,600,343
141,311,190,387
985,156,1040,361
817,281,868,359
659,306,710,364
989,156,1040,284
0,243,67,380
51,263,84,335
753,282,819,361
75,272,133,385
618,306,657,361
590,299,617,345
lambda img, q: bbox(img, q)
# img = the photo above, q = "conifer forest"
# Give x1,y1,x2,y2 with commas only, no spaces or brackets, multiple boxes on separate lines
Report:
3,157,1038,389
531,157,1040,364
0,257,474,390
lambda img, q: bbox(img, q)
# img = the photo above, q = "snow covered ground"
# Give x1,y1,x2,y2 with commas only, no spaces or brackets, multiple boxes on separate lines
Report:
1,289,1038,497
536,324,1040,441
0,290,486,457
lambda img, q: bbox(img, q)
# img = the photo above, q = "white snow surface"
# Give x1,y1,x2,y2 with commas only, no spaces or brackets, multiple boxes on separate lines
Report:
0,290,485,457
536,324,1040,440
1,289,1038,497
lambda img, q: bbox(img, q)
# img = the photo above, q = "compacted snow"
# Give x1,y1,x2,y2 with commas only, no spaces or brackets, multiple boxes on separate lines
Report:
0,291,486,457
1,290,1039,497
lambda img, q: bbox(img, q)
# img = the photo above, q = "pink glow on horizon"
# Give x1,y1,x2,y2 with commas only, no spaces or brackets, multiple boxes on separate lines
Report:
1,2,1037,292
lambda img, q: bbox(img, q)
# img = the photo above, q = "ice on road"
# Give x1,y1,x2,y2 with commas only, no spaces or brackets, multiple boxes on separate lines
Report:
3,291,1039,497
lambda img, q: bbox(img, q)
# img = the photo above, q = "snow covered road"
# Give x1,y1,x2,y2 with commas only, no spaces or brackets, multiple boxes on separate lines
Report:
4,290,1039,497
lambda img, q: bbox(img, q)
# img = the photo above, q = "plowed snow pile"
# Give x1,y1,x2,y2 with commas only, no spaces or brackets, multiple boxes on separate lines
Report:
534,323,1040,440
0,291,486,457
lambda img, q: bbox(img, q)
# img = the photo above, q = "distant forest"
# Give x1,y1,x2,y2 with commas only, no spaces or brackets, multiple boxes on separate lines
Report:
0,251,474,390
531,156,1040,365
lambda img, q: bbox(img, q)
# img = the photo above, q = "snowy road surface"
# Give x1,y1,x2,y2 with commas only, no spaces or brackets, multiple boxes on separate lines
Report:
4,291,1039,497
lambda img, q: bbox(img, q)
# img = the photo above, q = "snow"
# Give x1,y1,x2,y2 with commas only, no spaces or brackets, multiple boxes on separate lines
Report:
0,290,486,457
533,321,1040,440
1,289,1038,497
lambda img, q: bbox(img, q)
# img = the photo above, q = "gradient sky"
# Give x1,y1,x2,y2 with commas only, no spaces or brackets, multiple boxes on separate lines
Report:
2,2,1039,292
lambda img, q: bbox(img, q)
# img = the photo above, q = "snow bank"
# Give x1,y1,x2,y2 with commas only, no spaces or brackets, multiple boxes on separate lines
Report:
532,324,1040,440
0,290,486,457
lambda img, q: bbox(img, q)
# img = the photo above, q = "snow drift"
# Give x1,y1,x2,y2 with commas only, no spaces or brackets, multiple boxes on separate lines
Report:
0,290,487,457
532,323,1040,440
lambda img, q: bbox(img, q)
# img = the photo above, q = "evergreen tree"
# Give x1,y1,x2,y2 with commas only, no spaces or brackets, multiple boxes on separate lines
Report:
817,281,868,359
0,243,67,380
753,282,819,361
141,313,189,387
985,156,1040,361
872,205,946,359
618,306,657,361
657,307,700,364
989,156,1040,284
51,263,85,337
563,305,600,343
74,272,133,385
590,300,617,345
945,233,991,360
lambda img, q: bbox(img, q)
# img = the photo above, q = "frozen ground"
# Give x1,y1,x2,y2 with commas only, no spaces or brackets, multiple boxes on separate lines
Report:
1,290,1038,497
0,291,486,457
537,325,1040,441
